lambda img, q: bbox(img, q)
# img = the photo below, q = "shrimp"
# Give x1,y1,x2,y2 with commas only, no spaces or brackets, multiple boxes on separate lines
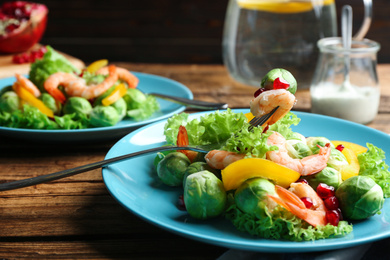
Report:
44,65,119,103
97,66,139,89
15,74,41,97
176,125,198,162
205,150,245,170
268,183,327,227
266,132,331,176
250,89,296,126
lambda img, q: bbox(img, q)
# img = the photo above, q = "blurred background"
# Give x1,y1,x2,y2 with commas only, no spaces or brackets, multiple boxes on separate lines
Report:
36,0,389,64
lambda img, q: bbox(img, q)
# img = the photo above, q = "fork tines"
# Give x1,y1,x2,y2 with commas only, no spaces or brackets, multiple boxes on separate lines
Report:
248,106,279,131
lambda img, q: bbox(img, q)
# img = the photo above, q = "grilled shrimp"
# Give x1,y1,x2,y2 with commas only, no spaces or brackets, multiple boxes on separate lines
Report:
15,74,41,97
205,150,245,170
266,132,331,176
44,65,118,103
250,89,296,126
176,125,198,162
97,66,138,89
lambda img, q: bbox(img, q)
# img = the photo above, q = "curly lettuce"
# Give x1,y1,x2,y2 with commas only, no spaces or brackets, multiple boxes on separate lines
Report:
358,143,390,198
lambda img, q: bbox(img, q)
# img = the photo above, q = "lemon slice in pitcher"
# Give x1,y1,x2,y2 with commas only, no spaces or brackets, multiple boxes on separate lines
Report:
237,0,334,13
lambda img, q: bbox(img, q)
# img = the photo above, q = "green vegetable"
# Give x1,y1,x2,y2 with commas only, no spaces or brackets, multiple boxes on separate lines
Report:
39,93,61,114
29,46,80,91
0,91,20,113
327,148,349,172
336,175,384,220
261,68,297,94
234,178,277,219
111,98,127,121
124,89,159,121
286,139,312,159
123,88,147,110
89,105,120,127
182,161,220,187
358,143,390,197
303,167,342,190
63,97,93,120
306,136,334,153
157,152,191,186
184,170,227,219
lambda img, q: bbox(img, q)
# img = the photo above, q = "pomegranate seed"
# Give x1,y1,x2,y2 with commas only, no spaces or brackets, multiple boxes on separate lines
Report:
273,77,290,90
326,210,340,226
177,194,186,211
316,183,335,199
295,179,309,185
301,197,313,209
336,144,345,152
324,196,339,210
254,87,267,98
337,208,343,221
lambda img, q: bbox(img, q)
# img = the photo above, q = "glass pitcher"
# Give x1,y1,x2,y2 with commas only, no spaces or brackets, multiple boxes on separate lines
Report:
222,0,372,89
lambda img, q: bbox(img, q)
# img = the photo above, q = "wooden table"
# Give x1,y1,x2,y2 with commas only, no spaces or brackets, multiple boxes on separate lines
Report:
1,63,390,259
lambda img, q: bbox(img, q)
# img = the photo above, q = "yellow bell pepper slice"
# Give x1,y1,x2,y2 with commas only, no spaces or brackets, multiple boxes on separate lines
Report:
221,158,300,191
339,147,360,181
13,82,54,118
86,59,108,73
245,112,255,122
331,141,367,156
102,83,127,106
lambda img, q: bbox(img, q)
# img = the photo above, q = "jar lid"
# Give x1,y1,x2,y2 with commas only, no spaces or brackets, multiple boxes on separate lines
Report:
317,37,380,54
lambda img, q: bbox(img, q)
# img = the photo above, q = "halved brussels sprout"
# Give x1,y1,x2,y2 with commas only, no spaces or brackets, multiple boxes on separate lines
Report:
0,91,19,113
261,68,297,94
63,97,92,119
303,167,342,190
157,152,191,186
89,105,120,127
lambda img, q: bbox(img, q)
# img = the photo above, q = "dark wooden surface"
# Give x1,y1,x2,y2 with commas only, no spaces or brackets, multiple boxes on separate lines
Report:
1,63,390,259
32,0,390,64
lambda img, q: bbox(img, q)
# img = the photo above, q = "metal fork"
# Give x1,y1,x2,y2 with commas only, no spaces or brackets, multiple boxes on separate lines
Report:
0,107,279,191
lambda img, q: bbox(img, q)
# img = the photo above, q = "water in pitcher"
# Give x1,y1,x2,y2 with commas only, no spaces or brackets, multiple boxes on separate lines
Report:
222,0,337,89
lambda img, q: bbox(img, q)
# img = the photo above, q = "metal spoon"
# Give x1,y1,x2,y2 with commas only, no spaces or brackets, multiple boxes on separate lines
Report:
148,92,228,110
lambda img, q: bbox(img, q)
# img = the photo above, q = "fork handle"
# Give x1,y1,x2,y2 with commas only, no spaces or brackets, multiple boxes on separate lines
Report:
149,93,228,110
0,146,207,191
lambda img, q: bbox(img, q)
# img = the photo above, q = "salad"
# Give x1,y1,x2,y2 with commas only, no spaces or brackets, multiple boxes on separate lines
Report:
0,46,159,130
153,69,389,241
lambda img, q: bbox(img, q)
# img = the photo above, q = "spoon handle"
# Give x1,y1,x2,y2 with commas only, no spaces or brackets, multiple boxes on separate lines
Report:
149,93,228,110
0,146,207,191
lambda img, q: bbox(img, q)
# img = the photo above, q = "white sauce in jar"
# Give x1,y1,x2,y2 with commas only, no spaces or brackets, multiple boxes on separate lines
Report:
311,83,380,124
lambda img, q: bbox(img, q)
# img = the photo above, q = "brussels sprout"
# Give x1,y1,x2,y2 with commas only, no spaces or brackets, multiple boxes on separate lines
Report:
336,176,384,220
157,152,191,186
303,167,342,190
286,140,312,159
306,136,334,153
182,161,221,187
111,98,127,120
0,91,19,113
261,68,297,94
89,105,120,127
39,93,61,114
123,88,147,110
63,97,92,119
327,148,349,172
184,170,227,219
234,178,277,219
93,85,116,106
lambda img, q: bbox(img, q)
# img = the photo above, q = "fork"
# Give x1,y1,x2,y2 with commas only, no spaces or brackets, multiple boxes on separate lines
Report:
0,107,279,191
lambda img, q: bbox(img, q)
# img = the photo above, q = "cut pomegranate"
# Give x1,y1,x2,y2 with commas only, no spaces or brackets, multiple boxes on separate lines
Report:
273,77,290,90
12,45,46,64
335,144,345,152
0,1,48,53
326,210,340,226
324,196,339,210
301,197,313,209
316,183,335,199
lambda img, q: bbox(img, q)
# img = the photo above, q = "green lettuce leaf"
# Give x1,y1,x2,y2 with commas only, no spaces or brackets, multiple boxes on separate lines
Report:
29,46,80,91
268,112,301,139
358,143,390,197
225,203,353,241
54,113,90,129
126,95,160,121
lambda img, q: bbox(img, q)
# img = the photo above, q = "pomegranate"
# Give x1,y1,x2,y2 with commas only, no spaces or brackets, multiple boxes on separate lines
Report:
0,1,48,53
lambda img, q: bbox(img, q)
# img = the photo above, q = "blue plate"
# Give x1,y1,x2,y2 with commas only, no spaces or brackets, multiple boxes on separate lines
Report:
0,72,192,142
103,109,390,253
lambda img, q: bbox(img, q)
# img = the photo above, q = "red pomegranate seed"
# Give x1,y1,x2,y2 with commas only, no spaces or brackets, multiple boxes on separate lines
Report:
296,179,309,185
336,144,345,152
316,183,335,199
301,197,313,209
337,208,343,221
273,77,290,90
326,210,340,226
324,196,339,210
254,87,267,98
177,194,186,211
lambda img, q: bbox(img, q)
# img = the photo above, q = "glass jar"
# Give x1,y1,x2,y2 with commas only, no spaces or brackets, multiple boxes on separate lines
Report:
310,37,381,124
